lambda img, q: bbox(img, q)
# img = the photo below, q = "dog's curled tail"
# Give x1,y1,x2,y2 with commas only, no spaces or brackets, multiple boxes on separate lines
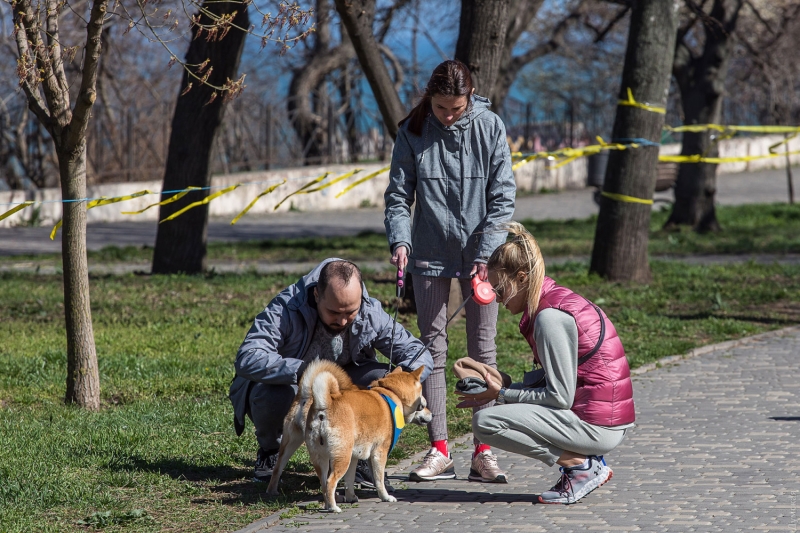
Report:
311,370,343,411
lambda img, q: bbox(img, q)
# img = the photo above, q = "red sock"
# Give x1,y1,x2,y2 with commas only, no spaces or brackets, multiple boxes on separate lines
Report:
474,443,491,457
432,439,448,457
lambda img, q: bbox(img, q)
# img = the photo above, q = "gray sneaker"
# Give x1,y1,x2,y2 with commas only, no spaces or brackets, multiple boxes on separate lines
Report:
538,456,612,504
253,448,278,483
353,459,395,493
408,448,456,481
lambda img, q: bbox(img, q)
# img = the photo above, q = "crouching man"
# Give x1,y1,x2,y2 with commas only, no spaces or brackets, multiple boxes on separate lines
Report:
230,258,433,490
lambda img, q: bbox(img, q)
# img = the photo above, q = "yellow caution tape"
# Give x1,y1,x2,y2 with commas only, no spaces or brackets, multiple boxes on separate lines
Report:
273,172,329,211
768,132,798,154
0,201,35,223
272,169,362,211
512,137,642,171
335,165,391,198
665,124,800,134
618,88,666,114
159,183,240,223
122,186,202,215
230,180,286,225
658,149,800,165
50,190,153,240
303,168,362,193
600,191,654,205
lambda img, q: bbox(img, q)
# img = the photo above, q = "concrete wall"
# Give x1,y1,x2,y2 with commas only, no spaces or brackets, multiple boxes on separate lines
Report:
2,133,797,228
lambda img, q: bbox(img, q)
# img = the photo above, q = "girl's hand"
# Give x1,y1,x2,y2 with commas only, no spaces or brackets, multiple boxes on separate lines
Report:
470,262,488,281
455,369,502,408
391,245,408,271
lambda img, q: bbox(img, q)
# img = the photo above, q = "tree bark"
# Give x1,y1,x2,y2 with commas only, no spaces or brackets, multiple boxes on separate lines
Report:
60,142,100,410
334,0,406,139
665,0,744,233
152,1,249,274
589,0,679,282
454,0,511,98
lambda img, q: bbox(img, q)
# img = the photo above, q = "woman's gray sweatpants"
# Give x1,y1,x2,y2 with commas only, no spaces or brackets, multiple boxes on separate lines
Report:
473,402,629,467
413,274,498,445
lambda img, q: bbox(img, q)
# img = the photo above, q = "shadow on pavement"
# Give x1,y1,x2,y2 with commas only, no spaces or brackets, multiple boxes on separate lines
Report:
392,487,541,505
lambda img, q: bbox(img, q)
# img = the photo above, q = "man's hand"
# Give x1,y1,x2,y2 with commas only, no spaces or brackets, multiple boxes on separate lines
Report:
455,369,502,408
391,245,408,271
470,262,488,281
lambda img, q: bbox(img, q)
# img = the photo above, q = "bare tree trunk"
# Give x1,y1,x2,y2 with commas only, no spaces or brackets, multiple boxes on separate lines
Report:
152,1,249,274
60,143,100,409
589,0,678,282
454,0,511,97
665,0,744,233
334,0,406,139
12,0,109,409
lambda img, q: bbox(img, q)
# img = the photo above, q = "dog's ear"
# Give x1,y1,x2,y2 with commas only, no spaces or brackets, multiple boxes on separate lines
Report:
391,366,404,374
411,366,424,379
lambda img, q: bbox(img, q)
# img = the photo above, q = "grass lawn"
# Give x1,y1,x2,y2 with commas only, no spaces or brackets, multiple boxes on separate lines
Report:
2,203,799,268
2,254,800,531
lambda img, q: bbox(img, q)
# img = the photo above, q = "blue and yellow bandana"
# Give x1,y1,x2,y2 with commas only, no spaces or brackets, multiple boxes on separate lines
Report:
379,393,405,453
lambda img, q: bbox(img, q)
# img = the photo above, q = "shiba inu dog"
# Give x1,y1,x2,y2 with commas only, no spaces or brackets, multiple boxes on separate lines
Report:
266,360,431,512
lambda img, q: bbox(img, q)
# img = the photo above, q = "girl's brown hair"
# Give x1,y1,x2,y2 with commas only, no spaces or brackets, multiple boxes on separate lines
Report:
399,59,474,136
487,222,546,316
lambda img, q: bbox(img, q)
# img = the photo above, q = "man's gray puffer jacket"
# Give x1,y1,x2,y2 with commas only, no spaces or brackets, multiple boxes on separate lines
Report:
229,258,433,435
384,95,516,279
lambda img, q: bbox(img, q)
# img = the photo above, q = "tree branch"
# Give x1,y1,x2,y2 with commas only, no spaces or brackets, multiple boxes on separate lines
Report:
14,0,65,125
378,42,404,91
66,0,110,153
45,0,70,94
11,3,51,125
584,4,629,43
376,0,413,42
508,8,579,72
743,0,774,35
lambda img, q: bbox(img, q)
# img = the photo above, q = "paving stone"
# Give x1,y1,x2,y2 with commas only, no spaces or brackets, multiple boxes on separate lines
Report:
240,327,800,532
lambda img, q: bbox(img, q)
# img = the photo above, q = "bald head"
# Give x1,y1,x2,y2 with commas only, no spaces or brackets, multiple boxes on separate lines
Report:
314,261,363,333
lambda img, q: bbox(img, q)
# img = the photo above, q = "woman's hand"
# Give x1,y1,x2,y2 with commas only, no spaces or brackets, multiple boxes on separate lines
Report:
391,245,408,271
455,369,502,408
470,262,488,281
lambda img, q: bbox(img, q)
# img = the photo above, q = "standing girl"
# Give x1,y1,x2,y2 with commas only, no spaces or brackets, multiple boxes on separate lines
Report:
384,59,516,482
456,222,635,504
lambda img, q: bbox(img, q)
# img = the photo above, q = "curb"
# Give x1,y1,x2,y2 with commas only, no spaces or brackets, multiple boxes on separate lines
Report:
233,324,800,532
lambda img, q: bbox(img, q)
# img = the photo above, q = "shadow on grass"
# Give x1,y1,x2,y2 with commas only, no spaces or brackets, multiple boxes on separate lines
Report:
115,455,322,506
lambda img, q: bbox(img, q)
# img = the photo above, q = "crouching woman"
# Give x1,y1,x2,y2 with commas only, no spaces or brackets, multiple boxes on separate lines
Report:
455,222,635,505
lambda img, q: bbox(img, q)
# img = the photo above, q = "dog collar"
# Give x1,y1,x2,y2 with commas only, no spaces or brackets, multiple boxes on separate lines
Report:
379,393,405,453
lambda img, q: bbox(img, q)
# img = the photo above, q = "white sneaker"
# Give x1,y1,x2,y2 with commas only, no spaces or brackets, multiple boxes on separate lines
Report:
408,448,456,481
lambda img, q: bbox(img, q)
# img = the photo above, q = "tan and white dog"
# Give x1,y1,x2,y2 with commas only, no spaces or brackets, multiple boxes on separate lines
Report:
266,359,432,512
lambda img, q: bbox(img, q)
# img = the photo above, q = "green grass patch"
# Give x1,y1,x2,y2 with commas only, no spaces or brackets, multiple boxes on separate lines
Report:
2,260,799,531
3,203,799,269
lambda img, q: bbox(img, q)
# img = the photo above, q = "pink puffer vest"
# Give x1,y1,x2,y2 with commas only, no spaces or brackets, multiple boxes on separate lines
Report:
519,276,635,426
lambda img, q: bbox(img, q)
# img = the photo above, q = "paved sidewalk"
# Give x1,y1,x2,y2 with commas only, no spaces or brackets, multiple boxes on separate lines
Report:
0,167,794,256
239,327,800,532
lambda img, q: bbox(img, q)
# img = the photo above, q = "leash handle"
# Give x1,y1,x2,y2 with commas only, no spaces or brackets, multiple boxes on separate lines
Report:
396,268,405,298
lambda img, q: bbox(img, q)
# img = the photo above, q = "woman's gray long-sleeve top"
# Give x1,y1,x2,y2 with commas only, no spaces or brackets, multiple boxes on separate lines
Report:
384,95,516,278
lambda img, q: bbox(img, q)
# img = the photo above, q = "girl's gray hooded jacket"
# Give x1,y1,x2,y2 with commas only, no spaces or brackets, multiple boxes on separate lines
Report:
229,258,433,435
384,95,516,278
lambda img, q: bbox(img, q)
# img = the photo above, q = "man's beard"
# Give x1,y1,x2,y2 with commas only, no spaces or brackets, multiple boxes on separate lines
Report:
322,322,347,334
